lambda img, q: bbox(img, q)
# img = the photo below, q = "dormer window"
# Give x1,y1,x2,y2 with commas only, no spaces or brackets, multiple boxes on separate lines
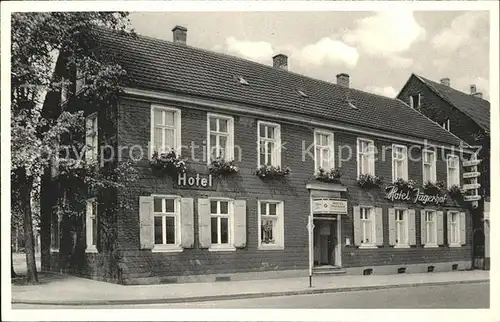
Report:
409,93,421,109
442,119,450,131
297,89,308,98
238,76,249,85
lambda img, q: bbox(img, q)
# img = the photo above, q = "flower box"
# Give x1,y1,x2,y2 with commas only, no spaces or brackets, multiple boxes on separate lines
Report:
393,178,418,192
448,184,466,200
423,180,445,195
357,174,383,189
209,158,239,176
150,150,186,176
255,165,291,180
315,167,342,183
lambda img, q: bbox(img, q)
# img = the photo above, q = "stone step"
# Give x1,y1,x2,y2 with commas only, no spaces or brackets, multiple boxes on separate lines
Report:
313,266,347,275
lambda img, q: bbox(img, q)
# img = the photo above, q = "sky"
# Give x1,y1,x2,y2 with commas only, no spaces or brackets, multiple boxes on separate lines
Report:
128,11,490,100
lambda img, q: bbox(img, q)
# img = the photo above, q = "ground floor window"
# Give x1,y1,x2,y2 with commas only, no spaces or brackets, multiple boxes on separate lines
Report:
449,212,460,245
210,200,232,246
395,209,408,245
424,210,437,245
153,196,180,247
258,200,284,249
360,207,374,245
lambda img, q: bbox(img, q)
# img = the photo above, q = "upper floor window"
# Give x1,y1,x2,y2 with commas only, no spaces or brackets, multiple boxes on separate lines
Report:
314,130,334,171
258,121,281,167
447,155,460,188
357,138,375,177
151,105,181,153
409,93,421,109
422,149,436,183
85,113,98,161
207,113,234,162
392,144,408,181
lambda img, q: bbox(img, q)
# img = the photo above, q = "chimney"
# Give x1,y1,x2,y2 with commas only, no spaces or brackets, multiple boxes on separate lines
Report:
440,77,450,87
473,92,483,99
470,84,477,95
336,73,350,88
172,25,187,45
272,54,288,70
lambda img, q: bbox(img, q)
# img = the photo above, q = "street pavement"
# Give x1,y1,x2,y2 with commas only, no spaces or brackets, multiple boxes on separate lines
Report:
12,282,489,309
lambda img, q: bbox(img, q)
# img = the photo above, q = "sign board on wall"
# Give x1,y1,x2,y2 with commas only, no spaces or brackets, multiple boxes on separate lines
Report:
312,199,348,214
385,186,447,205
174,173,214,189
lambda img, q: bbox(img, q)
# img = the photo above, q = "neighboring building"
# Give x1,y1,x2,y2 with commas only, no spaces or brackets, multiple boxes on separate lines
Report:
397,74,490,270
41,26,477,285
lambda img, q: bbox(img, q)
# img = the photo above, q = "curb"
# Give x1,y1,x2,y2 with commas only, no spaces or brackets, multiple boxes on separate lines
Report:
12,279,489,306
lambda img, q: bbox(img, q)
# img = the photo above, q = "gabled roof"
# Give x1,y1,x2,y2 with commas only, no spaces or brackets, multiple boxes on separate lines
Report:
415,74,490,133
90,27,464,147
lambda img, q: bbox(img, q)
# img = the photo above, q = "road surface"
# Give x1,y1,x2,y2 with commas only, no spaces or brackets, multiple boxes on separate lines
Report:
12,282,489,309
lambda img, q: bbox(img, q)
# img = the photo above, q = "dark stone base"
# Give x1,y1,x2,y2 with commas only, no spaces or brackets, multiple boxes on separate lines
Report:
484,257,490,270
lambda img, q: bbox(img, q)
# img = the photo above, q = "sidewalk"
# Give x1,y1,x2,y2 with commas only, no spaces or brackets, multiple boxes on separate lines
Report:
11,270,489,306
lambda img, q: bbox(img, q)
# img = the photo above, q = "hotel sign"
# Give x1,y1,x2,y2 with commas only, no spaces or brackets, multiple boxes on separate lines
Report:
313,199,348,214
175,173,213,189
385,186,447,205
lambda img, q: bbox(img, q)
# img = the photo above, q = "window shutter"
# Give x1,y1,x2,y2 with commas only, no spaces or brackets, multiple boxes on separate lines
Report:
420,211,427,246
139,196,154,249
437,211,444,246
198,199,211,248
180,198,194,248
459,212,466,245
353,206,361,246
388,208,396,246
375,207,383,246
85,200,92,248
447,212,452,246
408,209,416,246
233,200,247,248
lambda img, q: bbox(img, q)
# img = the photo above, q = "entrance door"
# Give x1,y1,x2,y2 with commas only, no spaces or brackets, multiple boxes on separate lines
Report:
313,219,336,266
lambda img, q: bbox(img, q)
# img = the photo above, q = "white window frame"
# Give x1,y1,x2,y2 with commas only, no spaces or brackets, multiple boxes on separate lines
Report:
151,195,182,253
85,113,98,162
448,211,461,247
314,130,335,172
257,121,282,168
357,138,375,178
394,208,409,248
207,113,234,164
257,200,285,250
359,207,376,248
409,93,421,109
446,154,460,188
424,210,438,247
422,149,437,183
85,198,98,253
392,144,408,182
150,104,182,154
208,198,236,252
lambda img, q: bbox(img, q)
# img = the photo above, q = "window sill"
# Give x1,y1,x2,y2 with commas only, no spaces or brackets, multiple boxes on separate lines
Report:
209,246,236,252
258,244,284,251
448,244,462,248
85,246,98,253
423,244,439,248
152,246,183,253
358,244,378,249
394,244,411,249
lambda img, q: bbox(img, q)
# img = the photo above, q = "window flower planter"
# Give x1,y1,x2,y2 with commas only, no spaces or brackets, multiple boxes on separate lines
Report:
255,165,291,180
208,158,239,176
150,151,186,176
315,167,342,183
392,178,418,192
423,180,445,195
357,174,383,189
448,184,465,200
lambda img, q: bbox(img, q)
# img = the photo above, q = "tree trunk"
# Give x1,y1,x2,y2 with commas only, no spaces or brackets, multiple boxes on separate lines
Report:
11,248,17,278
20,170,38,284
